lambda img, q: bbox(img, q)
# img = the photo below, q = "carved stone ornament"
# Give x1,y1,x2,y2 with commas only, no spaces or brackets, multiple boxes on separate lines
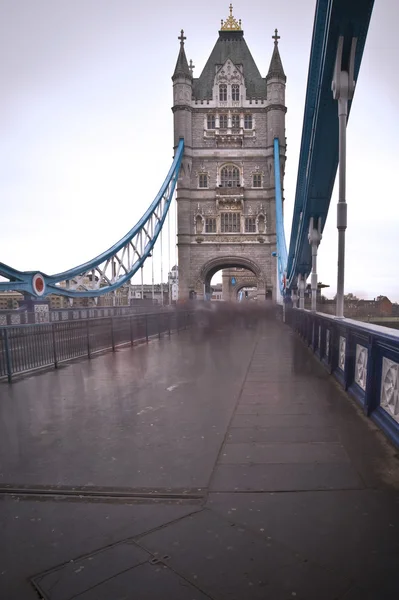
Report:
257,214,266,233
325,329,330,359
380,357,399,422
354,344,368,391
216,198,243,211
201,234,254,244
195,213,204,234
339,336,346,371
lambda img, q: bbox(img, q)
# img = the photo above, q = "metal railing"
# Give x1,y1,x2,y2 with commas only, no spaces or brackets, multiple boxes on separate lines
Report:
0,300,162,326
0,310,190,382
285,307,399,449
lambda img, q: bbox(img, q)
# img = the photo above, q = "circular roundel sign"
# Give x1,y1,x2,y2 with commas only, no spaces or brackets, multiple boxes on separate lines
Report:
32,273,46,297
231,277,236,286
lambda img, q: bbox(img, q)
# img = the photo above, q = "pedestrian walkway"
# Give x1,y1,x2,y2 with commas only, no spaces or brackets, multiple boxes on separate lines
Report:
1,319,399,599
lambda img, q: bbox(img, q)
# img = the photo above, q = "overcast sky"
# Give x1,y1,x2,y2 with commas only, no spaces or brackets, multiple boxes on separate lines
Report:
1,0,398,300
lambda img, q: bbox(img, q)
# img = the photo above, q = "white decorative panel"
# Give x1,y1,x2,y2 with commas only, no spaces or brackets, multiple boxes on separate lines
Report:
34,304,49,323
62,311,68,321
52,312,59,322
0,315,7,326
380,357,399,423
73,311,79,319
81,310,87,319
339,336,346,371
326,329,330,359
354,344,368,391
11,314,21,325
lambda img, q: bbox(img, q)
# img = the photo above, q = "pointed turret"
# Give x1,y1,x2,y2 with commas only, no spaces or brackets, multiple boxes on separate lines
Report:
172,30,192,81
172,29,193,172
266,29,286,82
266,29,287,196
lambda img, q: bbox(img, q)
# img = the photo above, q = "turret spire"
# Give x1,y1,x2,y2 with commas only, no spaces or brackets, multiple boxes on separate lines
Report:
267,29,286,82
172,29,192,80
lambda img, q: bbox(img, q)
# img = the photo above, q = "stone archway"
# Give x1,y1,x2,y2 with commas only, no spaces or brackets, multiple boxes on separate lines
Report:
222,268,258,301
197,256,266,300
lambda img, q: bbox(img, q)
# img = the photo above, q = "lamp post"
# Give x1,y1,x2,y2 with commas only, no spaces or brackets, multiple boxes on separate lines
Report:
308,217,322,312
332,36,357,318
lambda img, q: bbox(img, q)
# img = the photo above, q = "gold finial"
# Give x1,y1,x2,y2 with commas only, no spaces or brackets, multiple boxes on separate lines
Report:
221,4,242,31
272,28,280,45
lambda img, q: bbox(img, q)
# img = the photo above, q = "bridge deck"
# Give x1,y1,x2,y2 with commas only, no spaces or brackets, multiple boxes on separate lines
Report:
1,319,399,599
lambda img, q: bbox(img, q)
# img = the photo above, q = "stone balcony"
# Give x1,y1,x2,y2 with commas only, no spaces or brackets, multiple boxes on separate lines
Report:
215,186,244,196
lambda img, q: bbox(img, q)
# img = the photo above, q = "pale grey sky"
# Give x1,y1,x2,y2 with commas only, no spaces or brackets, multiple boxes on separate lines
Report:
1,0,398,300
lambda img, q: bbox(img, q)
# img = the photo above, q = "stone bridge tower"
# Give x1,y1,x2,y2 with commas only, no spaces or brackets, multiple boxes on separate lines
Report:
172,5,286,300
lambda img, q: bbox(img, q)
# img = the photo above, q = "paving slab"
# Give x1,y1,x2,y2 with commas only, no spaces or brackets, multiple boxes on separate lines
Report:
33,541,149,600
235,402,329,414
219,441,349,464
71,562,212,600
230,413,333,428
226,426,339,443
138,508,351,600
210,462,364,492
208,490,399,598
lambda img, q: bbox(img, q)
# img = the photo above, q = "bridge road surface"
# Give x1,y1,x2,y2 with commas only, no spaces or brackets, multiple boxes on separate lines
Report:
1,318,399,599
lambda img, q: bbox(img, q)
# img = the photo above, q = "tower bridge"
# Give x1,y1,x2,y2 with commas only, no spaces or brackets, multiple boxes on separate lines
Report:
173,13,286,300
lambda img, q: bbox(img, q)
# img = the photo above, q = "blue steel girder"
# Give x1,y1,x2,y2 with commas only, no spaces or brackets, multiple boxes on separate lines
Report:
286,0,374,289
274,138,287,296
0,139,184,298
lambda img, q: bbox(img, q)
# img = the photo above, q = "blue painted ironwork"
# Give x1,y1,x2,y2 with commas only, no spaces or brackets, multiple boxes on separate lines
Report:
273,137,287,296
287,308,399,449
286,0,374,289
0,139,184,298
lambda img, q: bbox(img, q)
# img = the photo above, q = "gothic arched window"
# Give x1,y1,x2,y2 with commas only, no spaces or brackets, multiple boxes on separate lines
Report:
199,174,208,188
219,114,228,129
220,165,240,188
244,114,253,129
219,84,227,101
231,115,240,129
232,84,239,101
253,174,262,188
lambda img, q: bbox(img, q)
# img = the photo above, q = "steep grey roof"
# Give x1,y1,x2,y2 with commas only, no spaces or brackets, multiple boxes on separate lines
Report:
172,44,192,80
266,44,286,81
193,30,267,100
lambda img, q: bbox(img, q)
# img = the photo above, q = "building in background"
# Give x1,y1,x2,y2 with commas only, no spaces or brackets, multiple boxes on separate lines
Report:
168,265,179,302
0,291,23,310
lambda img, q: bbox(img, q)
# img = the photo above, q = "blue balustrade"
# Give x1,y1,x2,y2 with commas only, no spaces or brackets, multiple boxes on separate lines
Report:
287,308,399,448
